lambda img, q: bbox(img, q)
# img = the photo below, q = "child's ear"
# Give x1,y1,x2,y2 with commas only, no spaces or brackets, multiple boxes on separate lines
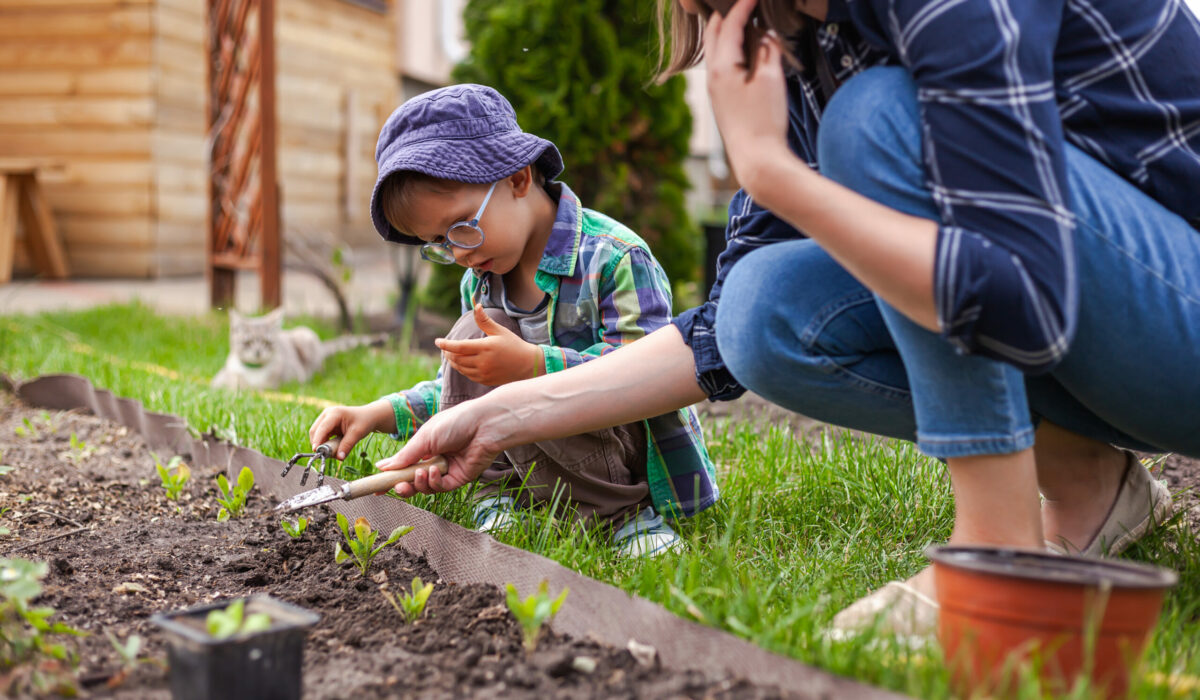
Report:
509,165,534,198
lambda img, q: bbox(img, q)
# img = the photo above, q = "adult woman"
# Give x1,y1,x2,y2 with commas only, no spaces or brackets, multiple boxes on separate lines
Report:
366,0,1200,635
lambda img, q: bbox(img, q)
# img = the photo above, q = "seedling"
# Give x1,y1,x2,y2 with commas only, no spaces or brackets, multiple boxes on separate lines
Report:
279,516,308,539
155,455,191,501
103,632,163,688
380,576,434,624
333,513,413,577
0,557,85,697
505,580,569,652
205,599,272,640
215,466,255,521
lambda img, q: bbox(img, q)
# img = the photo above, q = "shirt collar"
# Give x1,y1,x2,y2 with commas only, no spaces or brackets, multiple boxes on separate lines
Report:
537,181,583,278
825,0,851,23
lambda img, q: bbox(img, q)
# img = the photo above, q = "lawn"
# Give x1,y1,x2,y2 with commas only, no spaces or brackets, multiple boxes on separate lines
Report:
1,303,1197,699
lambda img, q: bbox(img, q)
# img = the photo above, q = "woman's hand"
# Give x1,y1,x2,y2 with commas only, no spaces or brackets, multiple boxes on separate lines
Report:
704,0,792,196
435,305,542,387
373,400,505,497
308,399,395,460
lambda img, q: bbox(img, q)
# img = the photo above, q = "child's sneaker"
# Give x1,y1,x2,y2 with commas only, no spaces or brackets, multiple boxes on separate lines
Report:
473,495,519,533
612,507,680,558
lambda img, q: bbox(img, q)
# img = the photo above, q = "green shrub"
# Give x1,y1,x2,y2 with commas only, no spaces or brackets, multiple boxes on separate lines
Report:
422,0,699,316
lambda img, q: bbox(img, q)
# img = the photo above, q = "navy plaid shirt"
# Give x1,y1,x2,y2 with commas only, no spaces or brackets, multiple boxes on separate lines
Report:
675,0,1200,399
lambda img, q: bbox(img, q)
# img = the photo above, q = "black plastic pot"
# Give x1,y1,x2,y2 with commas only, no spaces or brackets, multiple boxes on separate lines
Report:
150,595,320,700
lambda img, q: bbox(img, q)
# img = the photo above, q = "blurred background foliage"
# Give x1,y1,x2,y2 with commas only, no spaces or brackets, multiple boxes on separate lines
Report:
421,0,700,316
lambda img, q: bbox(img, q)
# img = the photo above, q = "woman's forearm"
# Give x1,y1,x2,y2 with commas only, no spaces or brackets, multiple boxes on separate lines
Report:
479,324,708,450
742,148,940,330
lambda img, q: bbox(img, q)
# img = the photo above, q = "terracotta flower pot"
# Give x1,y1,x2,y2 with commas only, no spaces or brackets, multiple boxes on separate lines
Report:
927,545,1176,699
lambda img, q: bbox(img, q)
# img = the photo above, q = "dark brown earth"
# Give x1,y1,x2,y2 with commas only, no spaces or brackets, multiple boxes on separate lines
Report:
0,392,788,699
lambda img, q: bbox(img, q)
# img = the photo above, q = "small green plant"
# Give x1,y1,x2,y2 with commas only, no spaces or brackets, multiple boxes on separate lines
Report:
505,580,569,652
380,576,434,624
205,599,272,640
13,417,33,438
64,432,96,465
279,516,308,539
215,466,255,521
103,632,162,688
333,513,413,577
155,455,191,501
0,557,86,696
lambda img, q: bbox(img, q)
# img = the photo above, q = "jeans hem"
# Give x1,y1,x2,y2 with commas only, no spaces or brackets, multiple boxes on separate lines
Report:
916,426,1035,458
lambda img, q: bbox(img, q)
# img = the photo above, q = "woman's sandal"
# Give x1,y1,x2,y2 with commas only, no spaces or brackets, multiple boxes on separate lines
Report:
827,580,939,642
1044,450,1173,557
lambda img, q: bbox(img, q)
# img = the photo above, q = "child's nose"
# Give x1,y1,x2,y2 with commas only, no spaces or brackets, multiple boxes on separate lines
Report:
452,246,473,265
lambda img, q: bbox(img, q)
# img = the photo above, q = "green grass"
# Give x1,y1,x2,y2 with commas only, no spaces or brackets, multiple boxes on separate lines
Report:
1,303,1197,698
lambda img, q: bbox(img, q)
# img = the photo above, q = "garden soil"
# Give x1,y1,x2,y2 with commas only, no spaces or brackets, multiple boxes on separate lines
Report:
0,391,798,699
4,377,1196,700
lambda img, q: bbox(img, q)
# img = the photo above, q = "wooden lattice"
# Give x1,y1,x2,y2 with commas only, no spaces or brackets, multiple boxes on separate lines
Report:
206,0,279,309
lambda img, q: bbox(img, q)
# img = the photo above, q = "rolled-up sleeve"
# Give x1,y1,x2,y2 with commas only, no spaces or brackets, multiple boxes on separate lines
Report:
885,0,1077,373
673,190,806,400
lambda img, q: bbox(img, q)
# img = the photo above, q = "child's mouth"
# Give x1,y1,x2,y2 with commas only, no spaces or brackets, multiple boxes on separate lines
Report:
474,259,493,272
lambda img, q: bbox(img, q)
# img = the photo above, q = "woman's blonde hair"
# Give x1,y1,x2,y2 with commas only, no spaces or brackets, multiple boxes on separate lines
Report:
654,0,810,83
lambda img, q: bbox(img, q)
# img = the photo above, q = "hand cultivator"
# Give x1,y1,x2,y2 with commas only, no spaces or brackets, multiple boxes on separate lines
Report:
277,437,448,514
281,438,341,487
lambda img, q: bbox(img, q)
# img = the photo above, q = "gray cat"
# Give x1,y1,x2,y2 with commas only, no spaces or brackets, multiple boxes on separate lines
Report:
211,308,385,390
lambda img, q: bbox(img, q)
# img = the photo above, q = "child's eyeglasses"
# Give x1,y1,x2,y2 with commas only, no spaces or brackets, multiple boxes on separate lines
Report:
420,181,498,265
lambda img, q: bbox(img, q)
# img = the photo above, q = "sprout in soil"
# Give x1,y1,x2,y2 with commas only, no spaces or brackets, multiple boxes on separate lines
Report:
104,631,163,688
279,516,308,539
380,576,434,624
205,599,272,640
505,580,568,652
215,466,255,521
334,513,412,577
155,455,191,501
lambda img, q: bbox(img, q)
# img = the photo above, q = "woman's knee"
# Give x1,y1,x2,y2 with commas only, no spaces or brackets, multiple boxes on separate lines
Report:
817,66,925,200
715,244,852,392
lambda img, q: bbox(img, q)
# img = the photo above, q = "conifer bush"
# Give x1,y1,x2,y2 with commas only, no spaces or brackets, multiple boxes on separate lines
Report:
423,0,699,314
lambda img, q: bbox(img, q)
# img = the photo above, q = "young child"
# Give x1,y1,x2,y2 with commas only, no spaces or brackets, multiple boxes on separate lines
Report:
308,84,717,557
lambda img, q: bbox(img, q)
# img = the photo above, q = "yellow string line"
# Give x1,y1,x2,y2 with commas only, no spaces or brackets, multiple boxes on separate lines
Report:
6,318,337,410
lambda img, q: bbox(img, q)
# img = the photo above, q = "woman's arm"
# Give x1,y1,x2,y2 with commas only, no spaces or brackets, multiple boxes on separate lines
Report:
704,2,939,330
376,323,708,495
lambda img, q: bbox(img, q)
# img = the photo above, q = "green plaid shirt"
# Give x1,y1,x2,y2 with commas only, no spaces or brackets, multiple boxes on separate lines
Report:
386,182,718,518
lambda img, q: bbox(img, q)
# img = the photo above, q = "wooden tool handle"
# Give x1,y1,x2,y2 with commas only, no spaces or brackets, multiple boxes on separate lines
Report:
344,456,449,500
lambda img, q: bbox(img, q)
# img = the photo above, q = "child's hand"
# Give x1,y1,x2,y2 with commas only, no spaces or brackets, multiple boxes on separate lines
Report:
308,399,395,460
435,305,542,387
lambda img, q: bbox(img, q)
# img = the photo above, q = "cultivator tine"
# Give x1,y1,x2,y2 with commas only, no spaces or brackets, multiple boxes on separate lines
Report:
285,438,340,487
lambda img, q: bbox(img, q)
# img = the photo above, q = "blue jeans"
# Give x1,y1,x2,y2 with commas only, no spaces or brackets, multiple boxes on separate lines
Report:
716,67,1200,459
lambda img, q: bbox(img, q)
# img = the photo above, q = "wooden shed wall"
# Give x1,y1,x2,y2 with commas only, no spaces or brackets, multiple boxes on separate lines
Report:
2,0,397,279
276,0,396,247
0,0,158,277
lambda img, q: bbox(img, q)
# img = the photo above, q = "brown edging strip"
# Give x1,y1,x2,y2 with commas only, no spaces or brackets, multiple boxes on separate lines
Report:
10,373,905,700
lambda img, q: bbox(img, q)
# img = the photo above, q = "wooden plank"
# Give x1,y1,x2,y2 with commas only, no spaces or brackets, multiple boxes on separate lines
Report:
0,7,152,39
65,246,154,278
15,174,69,278
0,1,153,7
42,185,152,216
59,216,153,248
41,160,153,187
276,22,391,68
260,0,281,309
155,6,206,44
0,96,155,128
0,38,151,69
156,190,207,221
0,176,16,284
153,131,207,166
279,0,392,41
0,67,153,97
0,129,151,158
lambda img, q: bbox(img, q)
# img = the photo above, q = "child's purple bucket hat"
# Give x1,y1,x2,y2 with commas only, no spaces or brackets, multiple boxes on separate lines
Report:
370,83,564,245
